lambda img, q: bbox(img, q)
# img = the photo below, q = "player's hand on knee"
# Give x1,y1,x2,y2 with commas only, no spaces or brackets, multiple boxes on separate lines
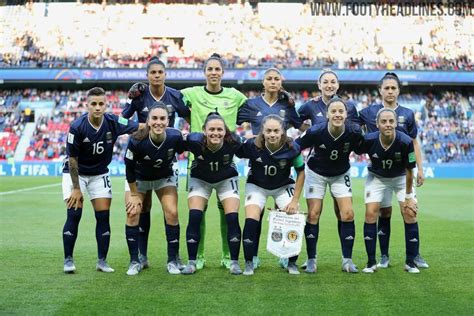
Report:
127,82,147,100
126,195,142,216
404,198,418,216
67,189,83,210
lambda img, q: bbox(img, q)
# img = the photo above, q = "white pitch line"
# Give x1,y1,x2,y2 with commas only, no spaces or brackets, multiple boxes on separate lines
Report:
0,183,61,196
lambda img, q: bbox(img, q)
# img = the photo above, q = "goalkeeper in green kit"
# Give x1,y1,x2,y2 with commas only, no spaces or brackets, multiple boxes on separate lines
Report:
127,53,247,269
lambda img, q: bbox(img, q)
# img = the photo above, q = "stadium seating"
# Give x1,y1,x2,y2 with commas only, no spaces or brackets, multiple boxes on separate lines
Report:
0,3,471,70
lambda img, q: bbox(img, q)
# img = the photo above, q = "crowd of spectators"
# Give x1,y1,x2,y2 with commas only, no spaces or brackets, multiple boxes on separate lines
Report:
0,2,471,70
419,91,473,163
1,88,472,163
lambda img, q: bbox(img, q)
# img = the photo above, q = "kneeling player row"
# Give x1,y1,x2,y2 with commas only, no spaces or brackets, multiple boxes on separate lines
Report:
61,92,428,275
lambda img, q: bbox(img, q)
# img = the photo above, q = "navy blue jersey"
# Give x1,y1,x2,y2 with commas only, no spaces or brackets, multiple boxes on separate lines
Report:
296,122,363,177
298,98,359,126
122,86,190,126
358,103,418,138
65,113,139,175
237,96,302,134
356,131,416,178
124,128,185,182
184,133,241,183
237,138,305,190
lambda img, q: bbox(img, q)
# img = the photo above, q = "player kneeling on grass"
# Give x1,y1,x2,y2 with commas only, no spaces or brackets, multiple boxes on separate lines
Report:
181,112,243,275
295,97,363,273
236,114,305,275
62,87,139,274
124,102,185,276
356,108,422,274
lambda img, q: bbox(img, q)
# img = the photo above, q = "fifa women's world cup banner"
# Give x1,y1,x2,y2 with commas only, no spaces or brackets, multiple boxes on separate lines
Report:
267,211,306,259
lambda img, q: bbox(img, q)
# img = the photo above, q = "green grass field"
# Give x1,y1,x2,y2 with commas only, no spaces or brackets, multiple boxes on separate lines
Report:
1,176,473,315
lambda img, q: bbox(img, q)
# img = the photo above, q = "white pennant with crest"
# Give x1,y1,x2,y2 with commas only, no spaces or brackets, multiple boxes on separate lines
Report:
267,210,305,258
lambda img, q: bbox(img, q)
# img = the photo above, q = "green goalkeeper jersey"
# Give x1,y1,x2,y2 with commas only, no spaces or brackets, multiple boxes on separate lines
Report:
181,86,247,132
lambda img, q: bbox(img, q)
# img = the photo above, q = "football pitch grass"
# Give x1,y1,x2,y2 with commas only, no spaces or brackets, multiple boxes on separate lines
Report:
1,176,473,315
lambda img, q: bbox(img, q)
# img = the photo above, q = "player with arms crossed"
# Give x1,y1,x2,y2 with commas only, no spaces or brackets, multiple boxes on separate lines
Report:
358,72,428,269
295,98,363,273
124,102,185,276
356,108,422,273
181,113,243,275
123,57,189,269
236,67,303,269
62,87,139,273
236,115,305,275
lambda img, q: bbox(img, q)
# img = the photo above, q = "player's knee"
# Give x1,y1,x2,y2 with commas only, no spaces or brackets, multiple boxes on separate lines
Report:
401,209,417,223
365,210,378,224
164,209,179,225
127,213,139,225
307,211,320,224
380,207,392,217
341,209,354,221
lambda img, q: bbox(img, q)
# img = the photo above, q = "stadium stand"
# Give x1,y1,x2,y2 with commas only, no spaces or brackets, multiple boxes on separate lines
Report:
0,2,471,70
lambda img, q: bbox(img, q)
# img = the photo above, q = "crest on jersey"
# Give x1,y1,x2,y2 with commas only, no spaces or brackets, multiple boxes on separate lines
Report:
398,116,405,124
224,101,230,108
395,152,402,161
223,154,230,164
279,110,286,118
167,149,175,160
278,159,287,169
343,142,350,153
106,132,113,143
142,106,149,112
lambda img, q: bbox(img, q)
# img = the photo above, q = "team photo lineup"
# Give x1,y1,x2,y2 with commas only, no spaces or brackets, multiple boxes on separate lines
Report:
1,1,473,314
61,55,428,277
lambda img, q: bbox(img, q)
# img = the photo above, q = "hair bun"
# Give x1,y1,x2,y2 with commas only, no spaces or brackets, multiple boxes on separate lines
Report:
210,53,221,58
